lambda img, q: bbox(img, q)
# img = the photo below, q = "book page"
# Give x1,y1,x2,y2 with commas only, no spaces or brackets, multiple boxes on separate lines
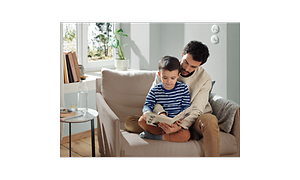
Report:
146,107,192,126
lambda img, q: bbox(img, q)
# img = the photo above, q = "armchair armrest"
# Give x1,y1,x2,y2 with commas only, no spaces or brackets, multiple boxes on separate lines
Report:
96,92,121,157
231,107,240,152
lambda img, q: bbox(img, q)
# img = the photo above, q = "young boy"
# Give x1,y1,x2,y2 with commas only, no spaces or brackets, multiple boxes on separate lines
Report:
138,56,191,142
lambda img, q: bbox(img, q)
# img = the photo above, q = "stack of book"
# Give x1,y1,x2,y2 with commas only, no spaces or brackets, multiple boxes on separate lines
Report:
63,51,81,83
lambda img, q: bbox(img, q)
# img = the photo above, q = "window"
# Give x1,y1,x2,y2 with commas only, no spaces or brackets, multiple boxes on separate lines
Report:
62,22,119,72
87,23,113,62
62,23,76,53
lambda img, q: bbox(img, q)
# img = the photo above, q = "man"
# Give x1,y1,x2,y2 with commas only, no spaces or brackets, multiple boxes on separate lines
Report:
125,40,220,157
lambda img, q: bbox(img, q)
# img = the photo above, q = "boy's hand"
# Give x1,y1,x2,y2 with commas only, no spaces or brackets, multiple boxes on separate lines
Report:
143,110,150,119
175,119,183,126
158,122,181,134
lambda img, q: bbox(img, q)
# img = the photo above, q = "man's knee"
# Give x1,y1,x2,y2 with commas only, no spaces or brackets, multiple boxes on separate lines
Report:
196,113,219,131
200,114,218,125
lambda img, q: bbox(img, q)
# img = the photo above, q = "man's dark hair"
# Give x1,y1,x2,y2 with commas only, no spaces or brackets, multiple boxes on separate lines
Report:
183,40,210,65
158,56,180,73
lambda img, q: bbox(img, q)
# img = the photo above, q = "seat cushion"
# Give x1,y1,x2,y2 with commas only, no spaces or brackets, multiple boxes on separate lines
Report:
120,130,204,157
219,132,238,155
101,68,156,123
120,130,238,157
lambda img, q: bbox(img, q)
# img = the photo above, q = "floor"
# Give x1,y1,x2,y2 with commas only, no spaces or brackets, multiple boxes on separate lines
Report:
60,130,101,157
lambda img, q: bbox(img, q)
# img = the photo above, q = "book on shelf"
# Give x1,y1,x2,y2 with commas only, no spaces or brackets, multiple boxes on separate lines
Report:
67,51,79,82
146,107,192,127
63,54,69,83
64,52,74,83
71,51,81,79
63,51,81,84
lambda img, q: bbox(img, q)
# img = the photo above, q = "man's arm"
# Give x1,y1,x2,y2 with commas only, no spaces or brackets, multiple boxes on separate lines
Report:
180,78,212,129
181,84,191,111
160,78,212,131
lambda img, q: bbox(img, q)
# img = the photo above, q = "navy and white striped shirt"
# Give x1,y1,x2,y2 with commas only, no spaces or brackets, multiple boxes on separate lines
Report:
143,81,190,118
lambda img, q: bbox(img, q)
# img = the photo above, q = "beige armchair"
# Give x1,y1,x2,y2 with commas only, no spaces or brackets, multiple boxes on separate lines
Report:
96,68,240,157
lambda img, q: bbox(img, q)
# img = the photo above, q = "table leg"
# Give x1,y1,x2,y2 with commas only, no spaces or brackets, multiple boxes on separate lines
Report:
91,119,95,157
69,123,71,157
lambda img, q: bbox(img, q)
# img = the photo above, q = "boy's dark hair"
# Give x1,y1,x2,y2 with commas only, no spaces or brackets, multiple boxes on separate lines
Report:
183,40,210,65
158,56,180,73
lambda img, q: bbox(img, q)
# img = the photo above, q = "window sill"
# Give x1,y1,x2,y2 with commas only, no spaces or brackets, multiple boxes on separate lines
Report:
63,71,101,94
63,68,140,93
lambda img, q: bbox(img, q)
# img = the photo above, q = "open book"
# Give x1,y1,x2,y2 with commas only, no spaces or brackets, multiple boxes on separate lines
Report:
146,107,192,127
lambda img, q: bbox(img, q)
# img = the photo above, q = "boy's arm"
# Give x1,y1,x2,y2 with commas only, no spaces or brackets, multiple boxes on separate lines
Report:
150,72,167,115
142,88,156,114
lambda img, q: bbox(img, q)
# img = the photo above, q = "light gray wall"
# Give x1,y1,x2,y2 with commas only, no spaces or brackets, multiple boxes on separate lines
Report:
227,23,240,105
120,22,239,102
183,23,227,101
160,23,185,59
150,23,162,70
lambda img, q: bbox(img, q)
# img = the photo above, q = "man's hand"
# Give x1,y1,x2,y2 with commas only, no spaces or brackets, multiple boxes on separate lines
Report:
158,121,182,134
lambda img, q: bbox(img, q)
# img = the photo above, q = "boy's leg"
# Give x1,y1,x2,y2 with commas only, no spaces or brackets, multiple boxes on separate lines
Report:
163,129,191,142
125,115,144,133
127,115,190,142
138,115,164,135
139,131,162,140
191,113,220,157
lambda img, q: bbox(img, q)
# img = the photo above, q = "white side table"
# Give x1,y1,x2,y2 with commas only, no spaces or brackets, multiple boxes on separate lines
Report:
60,109,98,157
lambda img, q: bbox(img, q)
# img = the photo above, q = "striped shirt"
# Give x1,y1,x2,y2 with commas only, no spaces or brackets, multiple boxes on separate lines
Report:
143,81,190,118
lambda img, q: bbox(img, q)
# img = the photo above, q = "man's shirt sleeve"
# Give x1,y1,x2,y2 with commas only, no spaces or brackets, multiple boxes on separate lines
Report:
181,84,191,111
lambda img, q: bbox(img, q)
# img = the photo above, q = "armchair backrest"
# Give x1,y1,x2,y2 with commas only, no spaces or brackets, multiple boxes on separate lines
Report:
97,68,156,123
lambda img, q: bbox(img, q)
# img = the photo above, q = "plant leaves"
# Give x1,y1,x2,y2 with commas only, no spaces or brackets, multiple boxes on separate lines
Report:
107,29,128,59
107,35,119,48
115,28,128,37
116,29,123,33
118,33,128,37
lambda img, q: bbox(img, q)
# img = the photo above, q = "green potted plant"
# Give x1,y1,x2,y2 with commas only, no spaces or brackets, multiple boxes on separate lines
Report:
108,28,129,71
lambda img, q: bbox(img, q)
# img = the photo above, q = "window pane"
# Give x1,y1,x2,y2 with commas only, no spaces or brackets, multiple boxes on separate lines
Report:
87,23,113,62
63,23,76,52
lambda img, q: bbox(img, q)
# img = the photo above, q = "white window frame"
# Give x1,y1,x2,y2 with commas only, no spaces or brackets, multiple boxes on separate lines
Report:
76,23,120,72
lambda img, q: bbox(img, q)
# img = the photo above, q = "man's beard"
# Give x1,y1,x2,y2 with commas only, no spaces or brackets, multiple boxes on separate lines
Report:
180,67,190,77
180,67,195,77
